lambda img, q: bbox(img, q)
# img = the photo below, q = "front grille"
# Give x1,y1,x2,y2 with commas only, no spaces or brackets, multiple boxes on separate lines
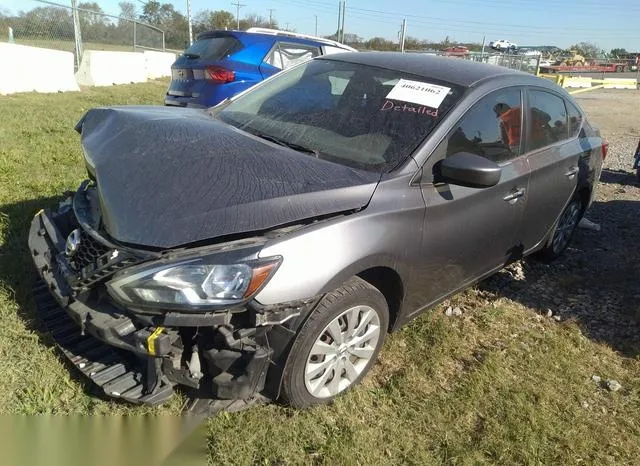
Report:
68,230,110,272
65,229,141,290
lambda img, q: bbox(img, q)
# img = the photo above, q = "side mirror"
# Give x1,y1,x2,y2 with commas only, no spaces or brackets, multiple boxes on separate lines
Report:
436,152,502,188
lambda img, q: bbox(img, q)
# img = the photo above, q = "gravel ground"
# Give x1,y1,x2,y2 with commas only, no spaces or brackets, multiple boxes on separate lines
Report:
483,90,640,356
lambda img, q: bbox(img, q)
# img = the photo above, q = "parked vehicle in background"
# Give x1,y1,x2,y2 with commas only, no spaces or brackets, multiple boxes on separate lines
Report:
31,53,606,412
442,45,470,57
165,28,356,108
517,47,542,56
490,39,517,51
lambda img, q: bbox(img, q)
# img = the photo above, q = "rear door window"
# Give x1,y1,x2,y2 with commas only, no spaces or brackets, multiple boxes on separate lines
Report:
445,88,523,164
566,100,583,138
263,42,321,70
183,36,240,60
526,90,569,152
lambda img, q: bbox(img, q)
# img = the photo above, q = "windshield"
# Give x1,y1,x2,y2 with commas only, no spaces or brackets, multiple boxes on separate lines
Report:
214,59,464,172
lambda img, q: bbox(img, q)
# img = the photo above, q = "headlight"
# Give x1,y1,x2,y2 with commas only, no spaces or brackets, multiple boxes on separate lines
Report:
106,256,281,311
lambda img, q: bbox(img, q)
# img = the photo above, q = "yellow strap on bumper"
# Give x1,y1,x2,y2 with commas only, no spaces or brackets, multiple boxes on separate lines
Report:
147,327,165,356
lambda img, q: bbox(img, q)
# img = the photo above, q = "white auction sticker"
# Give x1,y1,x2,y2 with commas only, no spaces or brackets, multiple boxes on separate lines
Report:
385,79,451,109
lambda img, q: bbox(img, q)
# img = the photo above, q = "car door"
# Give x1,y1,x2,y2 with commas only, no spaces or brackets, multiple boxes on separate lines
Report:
520,88,581,250
409,87,530,315
259,41,321,79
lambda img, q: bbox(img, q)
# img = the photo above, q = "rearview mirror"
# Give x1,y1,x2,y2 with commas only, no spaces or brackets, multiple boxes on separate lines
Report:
436,152,502,188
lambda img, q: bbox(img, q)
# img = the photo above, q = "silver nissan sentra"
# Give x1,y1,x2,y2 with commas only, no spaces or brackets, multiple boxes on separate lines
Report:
29,52,605,412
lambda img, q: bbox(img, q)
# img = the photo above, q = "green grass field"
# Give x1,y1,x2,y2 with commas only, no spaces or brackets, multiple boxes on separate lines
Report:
1,81,639,464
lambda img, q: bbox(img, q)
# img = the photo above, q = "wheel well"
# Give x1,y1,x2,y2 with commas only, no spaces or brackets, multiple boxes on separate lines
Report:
577,186,591,212
357,267,403,332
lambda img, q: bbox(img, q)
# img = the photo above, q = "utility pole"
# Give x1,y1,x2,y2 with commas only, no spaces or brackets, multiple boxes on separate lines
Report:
337,1,342,42
400,19,406,52
268,8,275,27
315,15,318,36
231,1,245,30
186,0,193,45
340,0,346,43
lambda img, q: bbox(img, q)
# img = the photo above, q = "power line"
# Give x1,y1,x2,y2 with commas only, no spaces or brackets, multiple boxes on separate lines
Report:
269,0,635,39
231,1,246,29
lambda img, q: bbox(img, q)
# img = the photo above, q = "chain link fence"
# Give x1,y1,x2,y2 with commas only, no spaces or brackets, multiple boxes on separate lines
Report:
0,0,165,70
469,53,541,75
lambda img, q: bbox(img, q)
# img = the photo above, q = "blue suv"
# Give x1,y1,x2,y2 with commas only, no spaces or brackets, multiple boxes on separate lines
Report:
165,28,356,108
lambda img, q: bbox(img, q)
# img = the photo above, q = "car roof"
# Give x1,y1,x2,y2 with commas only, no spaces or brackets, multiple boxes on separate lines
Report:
320,52,533,88
196,29,355,51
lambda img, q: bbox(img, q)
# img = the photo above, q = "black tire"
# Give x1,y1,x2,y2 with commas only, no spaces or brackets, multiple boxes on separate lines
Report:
280,276,389,409
636,167,640,183
533,195,584,262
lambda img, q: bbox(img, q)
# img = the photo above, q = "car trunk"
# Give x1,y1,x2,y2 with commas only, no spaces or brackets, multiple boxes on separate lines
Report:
167,34,247,101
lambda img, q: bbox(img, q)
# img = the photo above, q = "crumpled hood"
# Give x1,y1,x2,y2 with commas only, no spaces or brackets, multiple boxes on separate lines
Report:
77,106,380,249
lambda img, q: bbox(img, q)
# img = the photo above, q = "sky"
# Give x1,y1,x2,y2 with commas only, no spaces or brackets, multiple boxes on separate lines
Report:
3,0,639,51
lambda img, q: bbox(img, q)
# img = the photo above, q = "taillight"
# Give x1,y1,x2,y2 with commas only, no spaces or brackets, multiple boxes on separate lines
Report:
601,140,609,160
205,66,235,83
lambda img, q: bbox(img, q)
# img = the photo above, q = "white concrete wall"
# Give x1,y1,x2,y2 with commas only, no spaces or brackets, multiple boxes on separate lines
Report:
0,43,79,95
144,50,176,79
75,50,147,87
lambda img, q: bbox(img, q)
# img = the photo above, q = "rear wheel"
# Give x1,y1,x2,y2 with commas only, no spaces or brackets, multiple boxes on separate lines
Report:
280,276,389,408
534,196,584,262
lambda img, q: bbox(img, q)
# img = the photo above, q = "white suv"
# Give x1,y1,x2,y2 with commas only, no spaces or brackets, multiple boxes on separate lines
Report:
490,39,517,51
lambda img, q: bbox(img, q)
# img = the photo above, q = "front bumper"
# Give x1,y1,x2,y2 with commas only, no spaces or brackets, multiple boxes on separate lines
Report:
27,198,291,406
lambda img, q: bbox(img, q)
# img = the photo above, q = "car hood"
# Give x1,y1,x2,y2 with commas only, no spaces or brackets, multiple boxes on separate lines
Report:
76,106,380,249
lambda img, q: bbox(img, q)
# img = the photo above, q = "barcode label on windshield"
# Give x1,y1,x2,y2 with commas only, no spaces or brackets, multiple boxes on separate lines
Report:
386,79,451,109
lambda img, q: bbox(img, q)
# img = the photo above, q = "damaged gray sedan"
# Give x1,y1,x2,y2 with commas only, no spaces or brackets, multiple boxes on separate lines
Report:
29,52,605,411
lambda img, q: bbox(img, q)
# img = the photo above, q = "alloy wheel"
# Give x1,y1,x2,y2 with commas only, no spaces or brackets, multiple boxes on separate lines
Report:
304,305,381,399
552,200,581,254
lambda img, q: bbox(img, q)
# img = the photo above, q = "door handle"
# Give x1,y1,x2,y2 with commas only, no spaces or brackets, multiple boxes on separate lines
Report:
503,188,526,203
565,166,579,178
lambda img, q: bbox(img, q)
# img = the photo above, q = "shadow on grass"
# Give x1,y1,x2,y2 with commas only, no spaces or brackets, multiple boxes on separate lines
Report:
0,195,113,402
480,195,640,358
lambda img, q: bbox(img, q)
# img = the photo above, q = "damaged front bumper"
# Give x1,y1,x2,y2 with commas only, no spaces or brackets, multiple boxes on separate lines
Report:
28,189,316,407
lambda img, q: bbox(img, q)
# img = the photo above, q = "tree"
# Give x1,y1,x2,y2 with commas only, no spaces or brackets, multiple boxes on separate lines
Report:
404,36,427,51
118,2,137,20
364,37,395,51
610,48,628,57
238,14,272,30
568,41,600,58
194,9,234,34
139,1,188,49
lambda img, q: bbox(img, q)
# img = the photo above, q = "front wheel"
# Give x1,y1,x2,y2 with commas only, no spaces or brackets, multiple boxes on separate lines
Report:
534,196,584,262
280,276,389,408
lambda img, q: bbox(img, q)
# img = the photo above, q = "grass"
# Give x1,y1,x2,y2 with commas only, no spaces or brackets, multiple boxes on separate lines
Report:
1,81,639,463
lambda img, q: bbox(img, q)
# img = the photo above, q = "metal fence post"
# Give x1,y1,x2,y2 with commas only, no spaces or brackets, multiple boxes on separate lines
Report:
70,0,83,70
162,32,165,51
133,21,136,51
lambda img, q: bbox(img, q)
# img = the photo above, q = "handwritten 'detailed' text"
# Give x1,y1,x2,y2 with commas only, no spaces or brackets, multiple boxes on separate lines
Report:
380,100,438,117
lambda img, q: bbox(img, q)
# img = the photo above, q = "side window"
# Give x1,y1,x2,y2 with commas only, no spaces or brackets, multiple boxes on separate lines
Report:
526,90,568,152
263,42,321,70
445,88,522,164
566,100,583,138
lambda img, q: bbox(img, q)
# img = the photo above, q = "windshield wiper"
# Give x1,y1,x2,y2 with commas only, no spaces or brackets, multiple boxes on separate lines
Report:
182,52,200,58
250,131,320,158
